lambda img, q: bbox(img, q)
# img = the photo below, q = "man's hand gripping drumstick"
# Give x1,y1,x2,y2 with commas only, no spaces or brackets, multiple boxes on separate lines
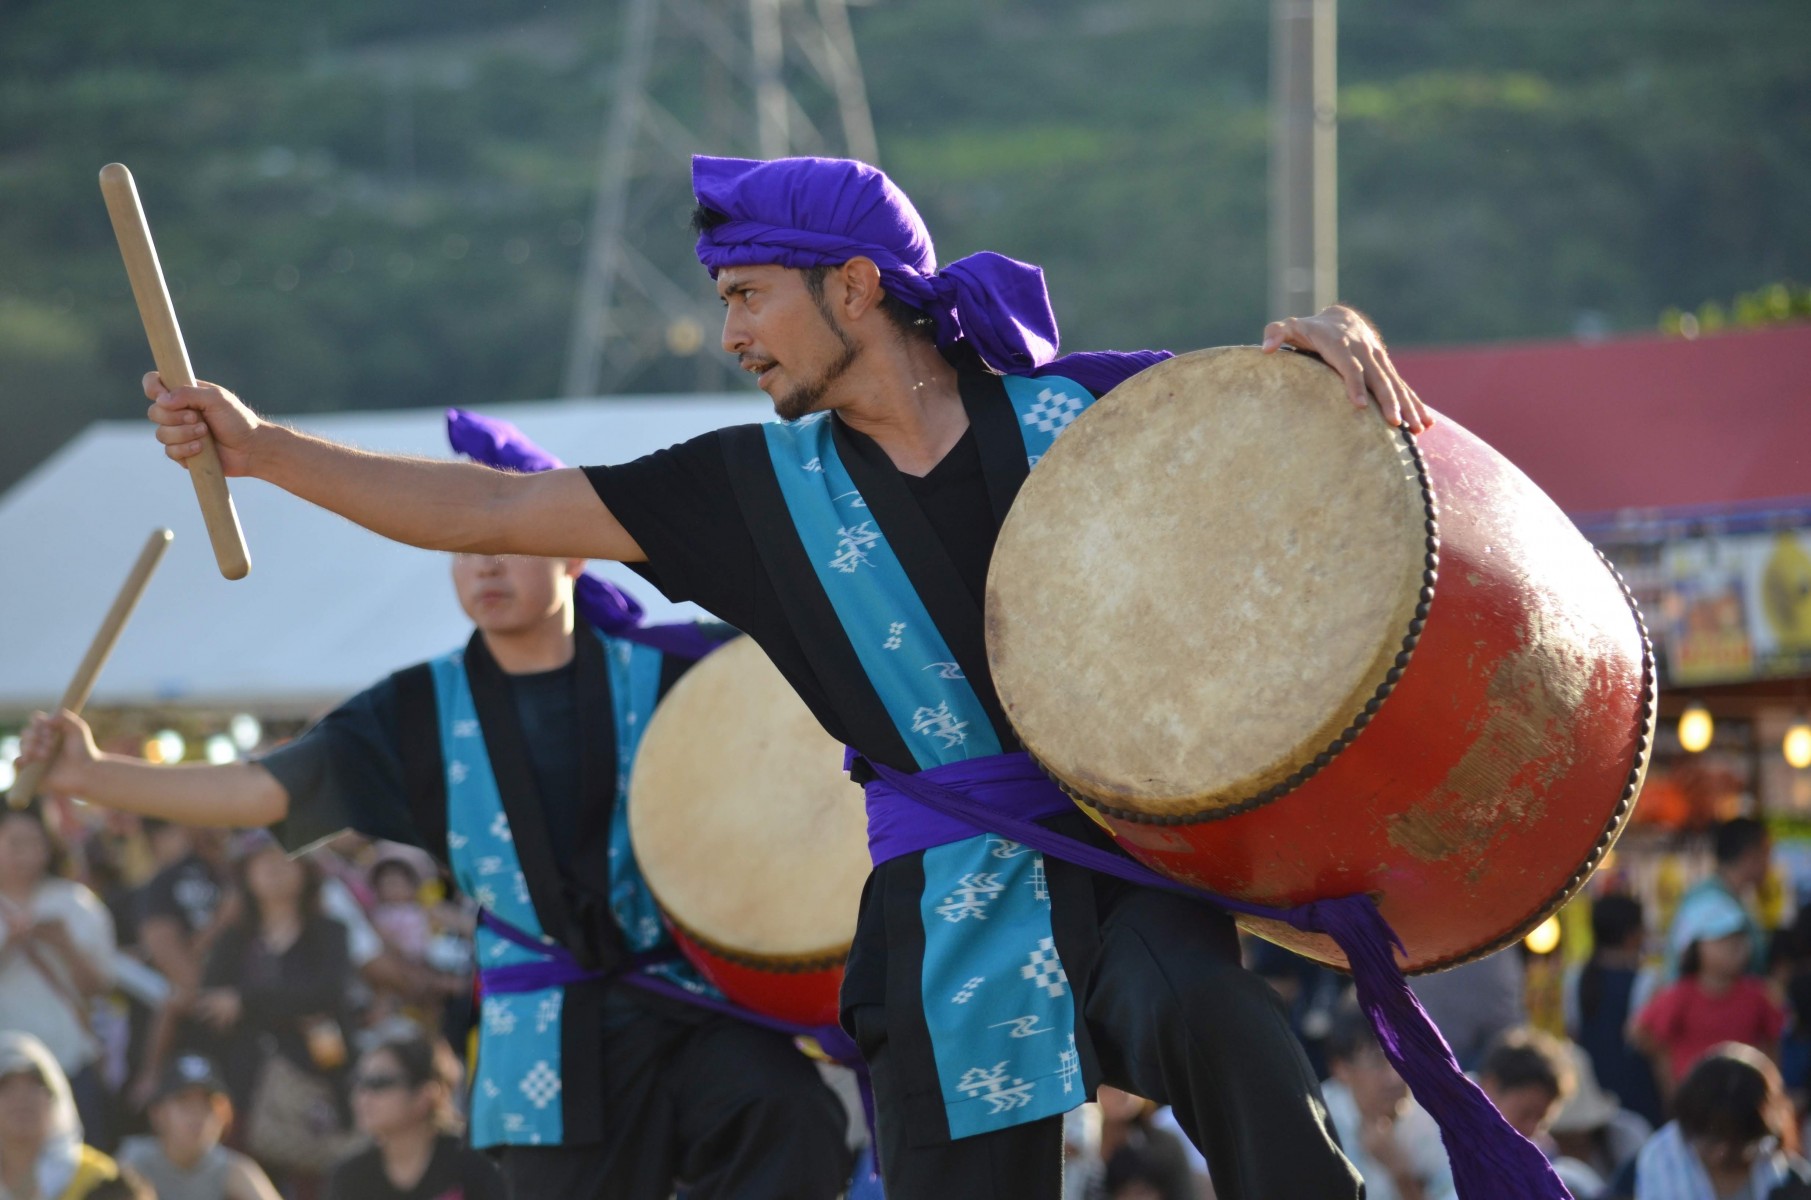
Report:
142,377,643,563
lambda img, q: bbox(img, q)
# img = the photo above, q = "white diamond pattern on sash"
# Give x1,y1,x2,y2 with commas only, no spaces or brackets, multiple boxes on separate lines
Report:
1020,386,1086,435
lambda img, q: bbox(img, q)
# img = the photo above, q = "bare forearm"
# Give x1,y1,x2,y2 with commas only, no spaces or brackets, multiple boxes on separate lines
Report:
249,424,638,559
252,424,516,551
72,757,288,828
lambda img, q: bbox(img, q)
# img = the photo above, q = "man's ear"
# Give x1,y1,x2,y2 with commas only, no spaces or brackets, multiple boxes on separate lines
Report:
836,256,886,320
563,558,587,579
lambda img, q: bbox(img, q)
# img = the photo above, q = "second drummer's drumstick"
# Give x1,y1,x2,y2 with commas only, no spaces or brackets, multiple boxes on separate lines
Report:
99,163,250,581
7,529,174,809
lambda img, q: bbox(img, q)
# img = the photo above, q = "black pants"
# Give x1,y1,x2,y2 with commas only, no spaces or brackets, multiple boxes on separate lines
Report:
501,993,852,1200
856,886,1363,1199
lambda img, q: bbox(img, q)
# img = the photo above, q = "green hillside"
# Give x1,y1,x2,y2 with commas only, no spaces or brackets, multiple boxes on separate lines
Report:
1,0,1805,490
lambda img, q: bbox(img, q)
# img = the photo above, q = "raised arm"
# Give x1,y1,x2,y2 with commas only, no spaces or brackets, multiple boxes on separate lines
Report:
143,373,646,561
15,710,288,828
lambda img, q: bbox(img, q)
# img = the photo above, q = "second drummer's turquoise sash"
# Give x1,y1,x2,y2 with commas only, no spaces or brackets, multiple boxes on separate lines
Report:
433,631,712,1148
761,372,1098,1139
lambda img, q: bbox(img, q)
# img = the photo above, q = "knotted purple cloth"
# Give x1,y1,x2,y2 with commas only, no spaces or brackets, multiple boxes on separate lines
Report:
445,409,720,661
692,155,1059,375
856,750,1572,1200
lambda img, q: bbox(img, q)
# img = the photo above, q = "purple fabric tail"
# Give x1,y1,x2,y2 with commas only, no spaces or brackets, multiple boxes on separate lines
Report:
859,753,1570,1200
445,408,723,661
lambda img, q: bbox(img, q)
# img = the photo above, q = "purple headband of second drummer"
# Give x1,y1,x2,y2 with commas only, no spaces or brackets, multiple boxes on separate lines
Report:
691,154,1061,375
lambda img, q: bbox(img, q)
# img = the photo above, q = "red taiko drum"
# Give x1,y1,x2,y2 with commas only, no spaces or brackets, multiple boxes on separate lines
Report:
628,636,869,1024
985,347,1654,973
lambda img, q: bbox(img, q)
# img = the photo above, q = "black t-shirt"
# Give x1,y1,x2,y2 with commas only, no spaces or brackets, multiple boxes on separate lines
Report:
324,1134,508,1200
583,424,998,758
260,659,586,879
135,852,222,937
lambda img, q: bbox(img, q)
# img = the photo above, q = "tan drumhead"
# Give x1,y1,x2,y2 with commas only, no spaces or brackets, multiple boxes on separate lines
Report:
986,346,1430,818
628,636,870,966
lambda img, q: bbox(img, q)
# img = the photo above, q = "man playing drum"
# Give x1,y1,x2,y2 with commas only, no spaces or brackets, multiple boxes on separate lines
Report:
16,547,852,1199
128,155,1429,1197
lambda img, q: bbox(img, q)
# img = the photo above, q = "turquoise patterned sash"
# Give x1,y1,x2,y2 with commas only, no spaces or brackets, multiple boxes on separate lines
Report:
432,630,712,1148
760,372,1098,1138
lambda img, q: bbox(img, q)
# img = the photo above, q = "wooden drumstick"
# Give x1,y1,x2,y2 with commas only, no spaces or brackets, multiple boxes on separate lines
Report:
7,529,174,809
99,163,250,581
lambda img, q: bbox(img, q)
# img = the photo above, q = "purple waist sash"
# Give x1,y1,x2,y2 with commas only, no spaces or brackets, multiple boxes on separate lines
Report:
861,749,1074,865
474,907,875,1176
853,748,1572,1200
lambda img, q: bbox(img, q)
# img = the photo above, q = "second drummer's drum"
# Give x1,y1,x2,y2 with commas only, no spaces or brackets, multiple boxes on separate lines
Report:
629,636,870,1025
985,347,1654,973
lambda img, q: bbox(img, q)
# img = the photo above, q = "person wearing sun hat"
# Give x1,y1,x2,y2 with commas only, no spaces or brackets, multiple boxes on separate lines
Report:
1548,1042,1653,1193
1635,890,1787,1086
0,1032,125,1200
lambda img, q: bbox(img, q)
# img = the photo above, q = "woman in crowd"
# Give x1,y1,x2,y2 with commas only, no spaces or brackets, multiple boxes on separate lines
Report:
1605,1043,1811,1199
0,1033,127,1200
325,1029,506,1200
199,833,355,1192
0,804,117,1144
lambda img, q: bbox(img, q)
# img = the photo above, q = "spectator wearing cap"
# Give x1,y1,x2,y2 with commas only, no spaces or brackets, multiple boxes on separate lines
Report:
1664,818,1772,982
1634,891,1786,1090
115,1055,278,1200
0,1032,127,1200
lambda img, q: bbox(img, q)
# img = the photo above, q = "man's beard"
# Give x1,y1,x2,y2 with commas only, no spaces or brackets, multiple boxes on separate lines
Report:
773,300,861,420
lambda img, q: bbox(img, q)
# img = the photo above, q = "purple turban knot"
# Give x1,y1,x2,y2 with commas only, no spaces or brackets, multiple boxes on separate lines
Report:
691,155,1060,375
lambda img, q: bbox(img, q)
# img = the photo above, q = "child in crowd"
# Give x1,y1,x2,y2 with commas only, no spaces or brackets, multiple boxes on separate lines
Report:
367,857,430,963
115,1055,279,1200
1634,894,1785,1089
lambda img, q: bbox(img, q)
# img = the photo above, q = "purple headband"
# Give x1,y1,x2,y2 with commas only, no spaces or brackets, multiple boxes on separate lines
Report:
692,155,1060,374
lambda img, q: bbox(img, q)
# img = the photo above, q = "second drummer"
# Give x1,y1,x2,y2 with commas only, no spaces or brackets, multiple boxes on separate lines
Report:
15,550,853,1199
135,155,1426,1197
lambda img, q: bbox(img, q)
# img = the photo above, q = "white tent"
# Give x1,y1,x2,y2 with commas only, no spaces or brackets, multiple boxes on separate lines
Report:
0,394,771,717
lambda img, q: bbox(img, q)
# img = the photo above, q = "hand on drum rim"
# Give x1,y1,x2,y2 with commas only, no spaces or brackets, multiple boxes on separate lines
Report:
1261,304,1432,433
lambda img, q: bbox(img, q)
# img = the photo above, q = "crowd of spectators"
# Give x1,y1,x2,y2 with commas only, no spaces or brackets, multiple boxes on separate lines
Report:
0,797,489,1200
4,788,1810,1200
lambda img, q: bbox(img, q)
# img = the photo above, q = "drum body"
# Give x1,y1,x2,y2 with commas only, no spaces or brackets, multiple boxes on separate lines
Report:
986,347,1653,973
629,637,870,1025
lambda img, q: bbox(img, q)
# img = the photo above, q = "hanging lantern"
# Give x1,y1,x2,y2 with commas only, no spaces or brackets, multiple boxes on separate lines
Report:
1524,916,1562,955
1786,720,1811,771
1678,703,1714,754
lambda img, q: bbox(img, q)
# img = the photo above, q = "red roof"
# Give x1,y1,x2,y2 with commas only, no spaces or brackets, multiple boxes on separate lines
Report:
1392,324,1810,517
